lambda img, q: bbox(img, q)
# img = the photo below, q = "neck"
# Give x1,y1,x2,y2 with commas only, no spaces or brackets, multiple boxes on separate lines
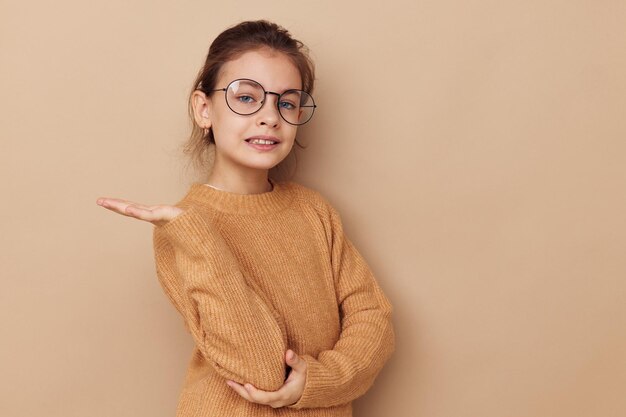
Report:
206,166,272,195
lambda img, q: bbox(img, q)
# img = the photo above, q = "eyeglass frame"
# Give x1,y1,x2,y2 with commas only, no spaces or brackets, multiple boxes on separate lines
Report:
201,78,317,126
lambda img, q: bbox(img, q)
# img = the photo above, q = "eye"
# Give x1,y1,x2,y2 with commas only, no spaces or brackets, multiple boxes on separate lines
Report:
237,95,256,104
279,100,296,110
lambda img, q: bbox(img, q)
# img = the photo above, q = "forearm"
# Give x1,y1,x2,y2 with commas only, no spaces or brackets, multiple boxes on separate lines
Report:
154,207,288,391
286,202,395,408
288,307,395,408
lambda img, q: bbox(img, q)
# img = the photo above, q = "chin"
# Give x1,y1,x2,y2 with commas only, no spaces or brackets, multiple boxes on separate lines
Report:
242,158,286,171
247,153,290,168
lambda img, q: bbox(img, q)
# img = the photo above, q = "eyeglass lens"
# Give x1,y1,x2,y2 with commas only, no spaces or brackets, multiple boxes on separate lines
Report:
225,79,315,125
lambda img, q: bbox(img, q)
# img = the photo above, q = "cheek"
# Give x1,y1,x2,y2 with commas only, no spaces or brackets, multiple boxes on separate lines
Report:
284,126,298,143
279,130,298,155
211,111,246,139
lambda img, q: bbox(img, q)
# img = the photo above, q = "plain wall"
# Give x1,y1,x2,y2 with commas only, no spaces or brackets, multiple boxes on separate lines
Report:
1,1,625,416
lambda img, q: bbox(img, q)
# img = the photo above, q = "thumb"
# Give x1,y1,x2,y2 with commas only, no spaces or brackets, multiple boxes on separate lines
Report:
286,350,305,370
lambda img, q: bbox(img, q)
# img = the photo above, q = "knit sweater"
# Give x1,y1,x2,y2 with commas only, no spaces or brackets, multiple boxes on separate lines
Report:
152,179,395,417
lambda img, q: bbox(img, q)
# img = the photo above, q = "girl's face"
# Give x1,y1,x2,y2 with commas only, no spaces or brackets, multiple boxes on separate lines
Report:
193,48,302,177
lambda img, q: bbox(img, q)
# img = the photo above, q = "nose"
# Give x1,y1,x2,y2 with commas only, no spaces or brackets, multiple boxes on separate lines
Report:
257,92,281,128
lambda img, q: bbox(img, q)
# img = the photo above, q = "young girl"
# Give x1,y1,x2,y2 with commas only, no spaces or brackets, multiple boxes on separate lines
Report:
96,20,394,417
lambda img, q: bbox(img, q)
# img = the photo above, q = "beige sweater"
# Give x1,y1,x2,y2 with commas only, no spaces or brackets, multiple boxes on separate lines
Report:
152,180,395,417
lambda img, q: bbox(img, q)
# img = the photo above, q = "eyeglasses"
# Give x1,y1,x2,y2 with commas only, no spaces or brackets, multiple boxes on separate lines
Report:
206,78,316,126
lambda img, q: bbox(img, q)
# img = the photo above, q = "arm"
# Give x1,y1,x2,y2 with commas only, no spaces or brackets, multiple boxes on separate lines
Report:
287,204,395,409
153,206,288,391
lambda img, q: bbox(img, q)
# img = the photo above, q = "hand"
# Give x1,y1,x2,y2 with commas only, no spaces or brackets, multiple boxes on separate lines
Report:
96,197,183,227
226,349,307,408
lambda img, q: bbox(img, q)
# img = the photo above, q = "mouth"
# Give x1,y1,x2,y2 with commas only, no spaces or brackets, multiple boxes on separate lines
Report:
245,136,281,145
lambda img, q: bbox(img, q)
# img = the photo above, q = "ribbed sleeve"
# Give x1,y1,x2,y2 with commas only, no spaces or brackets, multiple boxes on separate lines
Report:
287,204,395,409
152,205,288,392
149,181,394,416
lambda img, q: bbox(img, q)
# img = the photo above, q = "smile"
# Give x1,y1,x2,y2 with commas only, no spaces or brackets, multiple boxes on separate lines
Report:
245,136,281,151
246,138,278,145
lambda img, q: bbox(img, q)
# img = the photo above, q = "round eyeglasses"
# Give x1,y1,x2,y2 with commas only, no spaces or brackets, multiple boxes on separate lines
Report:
206,79,316,126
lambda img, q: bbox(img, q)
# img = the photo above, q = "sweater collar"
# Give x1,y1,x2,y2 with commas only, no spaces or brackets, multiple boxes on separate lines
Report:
181,178,295,215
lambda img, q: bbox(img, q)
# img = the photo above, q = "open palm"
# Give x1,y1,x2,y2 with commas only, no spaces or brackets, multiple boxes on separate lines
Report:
96,197,183,227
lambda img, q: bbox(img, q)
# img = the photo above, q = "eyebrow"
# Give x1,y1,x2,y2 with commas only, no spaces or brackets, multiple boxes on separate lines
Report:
233,80,260,88
230,79,302,93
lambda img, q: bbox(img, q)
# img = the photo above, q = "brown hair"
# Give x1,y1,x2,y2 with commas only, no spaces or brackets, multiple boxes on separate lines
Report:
182,20,315,178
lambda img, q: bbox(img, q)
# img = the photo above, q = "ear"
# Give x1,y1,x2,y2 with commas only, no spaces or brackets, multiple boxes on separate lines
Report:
191,89,212,129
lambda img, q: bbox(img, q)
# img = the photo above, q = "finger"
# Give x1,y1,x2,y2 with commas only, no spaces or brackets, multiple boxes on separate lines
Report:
241,383,287,407
125,205,154,220
130,206,163,222
99,200,159,222
97,197,161,217
97,197,151,210
98,200,145,218
226,380,253,402
286,350,306,372
97,198,135,212
98,198,174,217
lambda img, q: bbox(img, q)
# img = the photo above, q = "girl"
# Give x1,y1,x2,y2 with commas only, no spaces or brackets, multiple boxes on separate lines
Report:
96,20,394,417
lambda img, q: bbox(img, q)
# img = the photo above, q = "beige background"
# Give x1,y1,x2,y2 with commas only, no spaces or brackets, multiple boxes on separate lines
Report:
1,1,625,416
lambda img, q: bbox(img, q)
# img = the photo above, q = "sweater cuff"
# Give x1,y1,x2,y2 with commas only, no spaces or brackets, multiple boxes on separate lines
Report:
287,354,337,410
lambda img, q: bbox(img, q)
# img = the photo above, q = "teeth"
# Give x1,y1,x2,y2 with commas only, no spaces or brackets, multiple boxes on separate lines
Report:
250,139,277,145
